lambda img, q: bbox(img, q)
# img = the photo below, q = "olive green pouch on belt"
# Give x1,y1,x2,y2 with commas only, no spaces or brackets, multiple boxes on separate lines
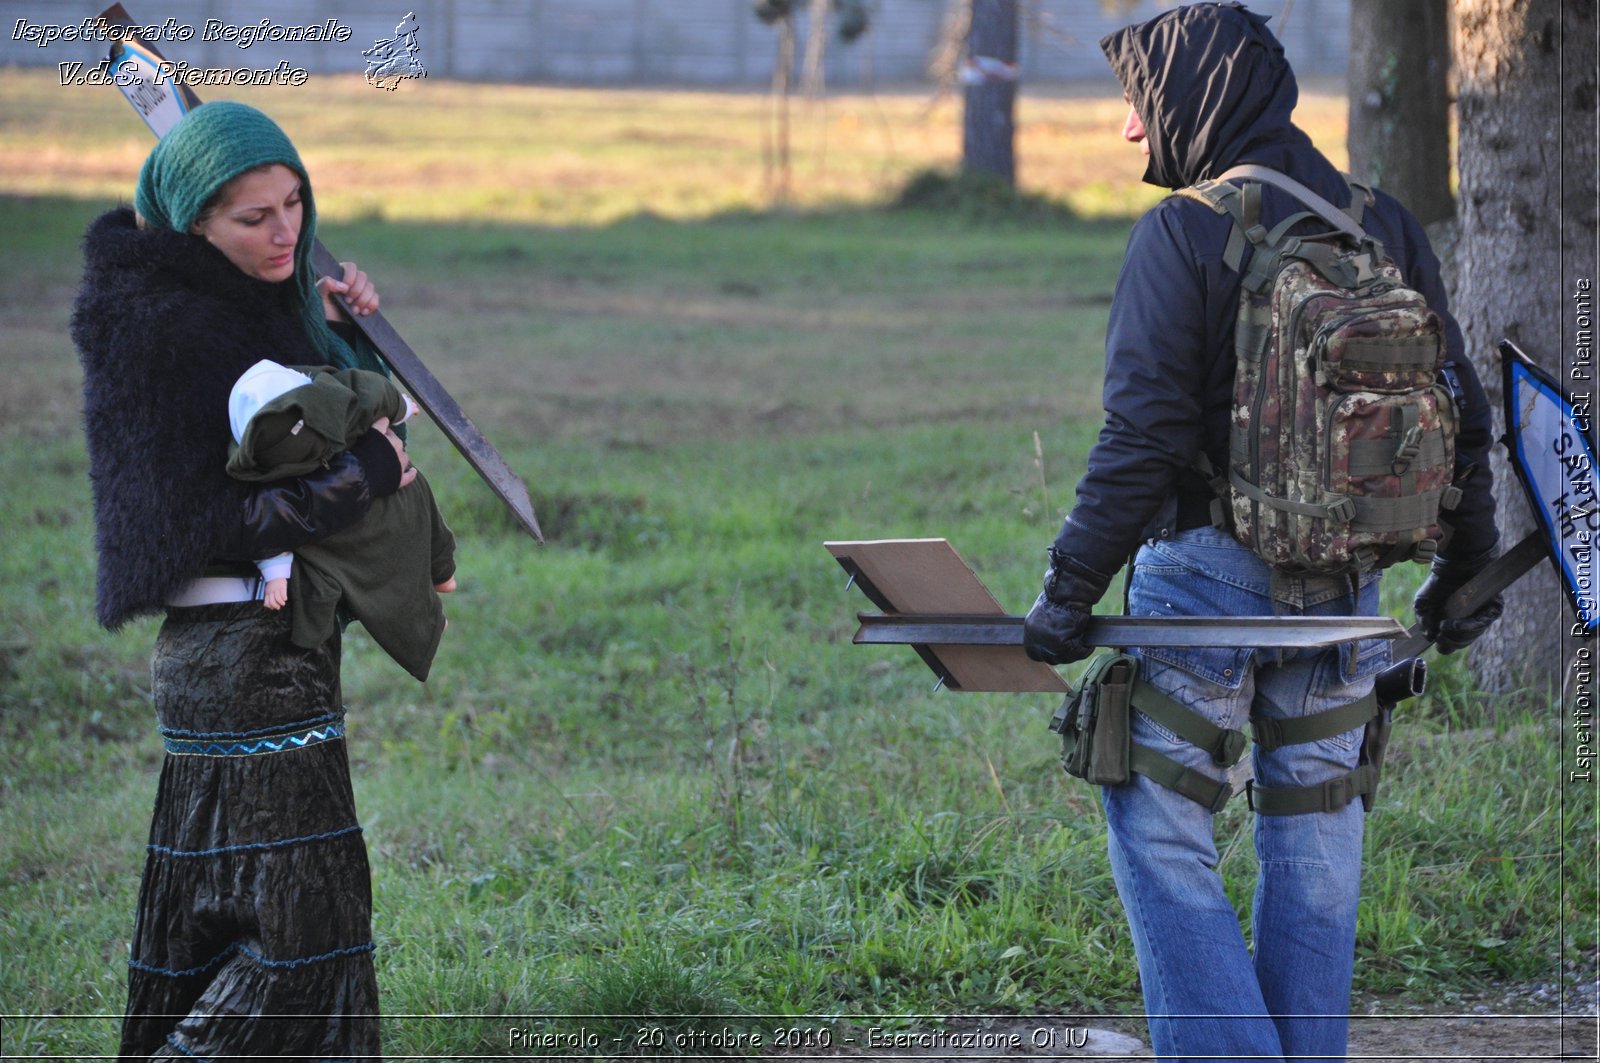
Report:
1048,652,1137,785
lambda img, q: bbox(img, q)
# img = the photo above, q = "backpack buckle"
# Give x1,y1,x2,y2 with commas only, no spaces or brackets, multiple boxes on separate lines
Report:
1392,425,1424,473
1326,496,1357,523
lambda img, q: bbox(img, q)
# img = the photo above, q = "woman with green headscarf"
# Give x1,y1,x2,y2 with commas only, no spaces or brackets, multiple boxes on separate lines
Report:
72,100,407,1059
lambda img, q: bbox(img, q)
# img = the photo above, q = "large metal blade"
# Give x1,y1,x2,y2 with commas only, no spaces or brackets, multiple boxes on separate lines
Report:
95,4,542,542
854,613,1408,650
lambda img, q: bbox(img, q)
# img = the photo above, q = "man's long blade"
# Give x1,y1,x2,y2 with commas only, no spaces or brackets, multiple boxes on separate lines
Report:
854,613,1408,650
95,4,542,542
1390,530,1548,659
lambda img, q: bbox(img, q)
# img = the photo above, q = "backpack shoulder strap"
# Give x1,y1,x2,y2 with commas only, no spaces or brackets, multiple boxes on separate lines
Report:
1173,180,1232,213
1215,163,1368,243
1174,179,1258,273
1342,173,1376,227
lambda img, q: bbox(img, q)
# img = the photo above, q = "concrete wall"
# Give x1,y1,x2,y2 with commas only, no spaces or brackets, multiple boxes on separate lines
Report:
2,0,1349,87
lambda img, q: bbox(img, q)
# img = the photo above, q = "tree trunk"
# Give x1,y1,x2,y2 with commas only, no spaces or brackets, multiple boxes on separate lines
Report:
1452,0,1597,696
801,0,831,97
764,12,796,205
1347,0,1454,225
962,0,1018,185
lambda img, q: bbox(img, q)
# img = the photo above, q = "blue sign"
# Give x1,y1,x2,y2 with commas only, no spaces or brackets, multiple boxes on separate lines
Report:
1502,341,1598,631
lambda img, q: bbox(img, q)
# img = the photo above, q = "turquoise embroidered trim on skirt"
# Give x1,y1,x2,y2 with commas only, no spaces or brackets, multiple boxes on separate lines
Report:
161,717,345,757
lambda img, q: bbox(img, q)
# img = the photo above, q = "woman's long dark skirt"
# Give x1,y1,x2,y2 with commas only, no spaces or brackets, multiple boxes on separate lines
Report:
120,603,380,1061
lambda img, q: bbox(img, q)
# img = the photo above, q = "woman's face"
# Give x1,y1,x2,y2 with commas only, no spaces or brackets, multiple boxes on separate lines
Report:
191,163,303,283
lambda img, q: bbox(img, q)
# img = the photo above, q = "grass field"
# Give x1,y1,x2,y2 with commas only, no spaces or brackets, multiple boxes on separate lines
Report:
0,68,1590,1057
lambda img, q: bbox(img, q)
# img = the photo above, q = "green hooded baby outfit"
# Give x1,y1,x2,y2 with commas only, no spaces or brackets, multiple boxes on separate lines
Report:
230,362,456,682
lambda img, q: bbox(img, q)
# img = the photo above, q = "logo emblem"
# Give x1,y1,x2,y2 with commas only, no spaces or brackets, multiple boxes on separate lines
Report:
364,12,425,90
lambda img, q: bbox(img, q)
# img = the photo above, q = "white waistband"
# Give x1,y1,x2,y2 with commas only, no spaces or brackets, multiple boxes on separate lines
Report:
167,576,264,607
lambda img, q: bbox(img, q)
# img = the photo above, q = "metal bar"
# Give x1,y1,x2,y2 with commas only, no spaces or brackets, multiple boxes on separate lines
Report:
308,246,543,541
854,613,1408,650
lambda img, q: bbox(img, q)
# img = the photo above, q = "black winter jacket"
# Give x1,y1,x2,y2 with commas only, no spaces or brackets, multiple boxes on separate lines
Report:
72,207,401,629
1052,2,1498,582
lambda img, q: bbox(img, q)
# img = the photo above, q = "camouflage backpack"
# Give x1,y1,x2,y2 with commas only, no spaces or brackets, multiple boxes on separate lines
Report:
1178,164,1461,575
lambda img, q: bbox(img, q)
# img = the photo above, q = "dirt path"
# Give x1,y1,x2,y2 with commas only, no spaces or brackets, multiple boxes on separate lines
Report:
782,1006,1598,1061
1343,1011,1596,1061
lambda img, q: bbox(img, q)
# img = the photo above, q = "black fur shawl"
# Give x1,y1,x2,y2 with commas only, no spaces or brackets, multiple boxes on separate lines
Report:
72,207,331,629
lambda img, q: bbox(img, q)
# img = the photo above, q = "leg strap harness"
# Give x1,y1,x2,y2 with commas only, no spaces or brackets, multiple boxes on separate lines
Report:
1130,679,1385,815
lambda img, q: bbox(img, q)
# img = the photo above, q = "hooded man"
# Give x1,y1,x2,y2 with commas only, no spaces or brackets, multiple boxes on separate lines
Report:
1021,4,1502,1059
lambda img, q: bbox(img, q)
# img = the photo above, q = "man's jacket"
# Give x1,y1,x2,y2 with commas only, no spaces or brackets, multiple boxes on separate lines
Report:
1053,2,1498,581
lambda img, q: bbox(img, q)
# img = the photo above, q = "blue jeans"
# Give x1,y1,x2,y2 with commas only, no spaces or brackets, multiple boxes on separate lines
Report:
1102,527,1387,1063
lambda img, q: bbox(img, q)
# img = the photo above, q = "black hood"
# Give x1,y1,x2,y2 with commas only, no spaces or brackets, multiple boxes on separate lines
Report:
1100,2,1308,189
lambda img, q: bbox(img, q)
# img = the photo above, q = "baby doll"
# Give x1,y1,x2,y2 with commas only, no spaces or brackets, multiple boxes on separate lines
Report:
227,358,457,680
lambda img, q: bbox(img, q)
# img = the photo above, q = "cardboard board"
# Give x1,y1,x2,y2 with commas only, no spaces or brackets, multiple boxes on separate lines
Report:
825,538,1070,694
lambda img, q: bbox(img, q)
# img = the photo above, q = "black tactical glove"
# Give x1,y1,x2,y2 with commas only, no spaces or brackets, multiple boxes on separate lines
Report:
1412,547,1504,654
1023,550,1113,666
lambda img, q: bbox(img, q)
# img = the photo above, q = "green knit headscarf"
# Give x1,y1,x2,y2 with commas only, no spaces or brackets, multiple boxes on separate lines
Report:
134,101,370,374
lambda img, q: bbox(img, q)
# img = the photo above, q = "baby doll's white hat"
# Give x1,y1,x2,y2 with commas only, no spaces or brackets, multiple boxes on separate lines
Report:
229,359,313,443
